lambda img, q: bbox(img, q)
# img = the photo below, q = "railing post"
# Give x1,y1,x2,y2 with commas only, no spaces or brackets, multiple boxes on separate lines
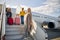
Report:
1,2,6,40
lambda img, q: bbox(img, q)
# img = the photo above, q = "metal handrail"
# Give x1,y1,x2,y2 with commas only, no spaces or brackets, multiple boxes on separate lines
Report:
1,14,3,33
1,4,5,40
1,13,4,40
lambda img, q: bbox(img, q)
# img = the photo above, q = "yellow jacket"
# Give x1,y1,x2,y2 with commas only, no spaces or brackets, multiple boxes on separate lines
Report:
20,11,26,16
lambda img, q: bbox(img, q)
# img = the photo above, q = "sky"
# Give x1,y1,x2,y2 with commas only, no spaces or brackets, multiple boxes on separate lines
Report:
0,0,60,17
31,0,60,17
5,0,46,7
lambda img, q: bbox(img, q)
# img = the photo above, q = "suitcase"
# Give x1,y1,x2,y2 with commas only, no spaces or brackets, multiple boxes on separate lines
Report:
15,17,20,25
7,17,13,25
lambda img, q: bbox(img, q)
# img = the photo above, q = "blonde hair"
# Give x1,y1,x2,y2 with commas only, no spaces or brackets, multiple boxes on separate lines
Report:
6,8,11,12
27,8,31,13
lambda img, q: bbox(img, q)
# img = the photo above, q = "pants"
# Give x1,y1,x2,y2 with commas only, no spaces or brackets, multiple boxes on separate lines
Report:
21,16,24,24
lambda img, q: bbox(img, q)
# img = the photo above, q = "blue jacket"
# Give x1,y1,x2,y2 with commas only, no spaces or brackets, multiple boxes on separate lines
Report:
6,12,12,17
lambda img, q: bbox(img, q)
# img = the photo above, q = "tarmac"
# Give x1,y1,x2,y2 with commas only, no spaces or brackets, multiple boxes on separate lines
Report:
45,29,60,40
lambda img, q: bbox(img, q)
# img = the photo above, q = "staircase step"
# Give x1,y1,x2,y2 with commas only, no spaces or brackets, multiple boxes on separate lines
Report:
6,27,26,31
5,35,24,40
6,29,20,32
6,28,26,33
6,26,25,31
6,31,25,35
6,28,20,31
6,26,24,30
6,32,25,35
6,26,20,28
6,25,24,27
6,32,21,35
5,24,26,40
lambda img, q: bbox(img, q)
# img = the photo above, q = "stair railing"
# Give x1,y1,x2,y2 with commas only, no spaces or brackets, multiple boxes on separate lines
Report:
1,3,6,40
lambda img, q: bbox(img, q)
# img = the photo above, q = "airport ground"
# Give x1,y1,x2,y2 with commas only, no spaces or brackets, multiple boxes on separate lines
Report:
45,29,60,40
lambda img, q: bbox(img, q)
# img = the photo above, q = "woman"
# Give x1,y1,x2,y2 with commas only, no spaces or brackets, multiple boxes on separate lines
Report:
20,8,26,24
26,8,33,36
6,8,12,18
6,8,12,24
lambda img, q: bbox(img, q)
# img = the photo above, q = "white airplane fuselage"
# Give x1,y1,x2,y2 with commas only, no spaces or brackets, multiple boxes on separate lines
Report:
32,12,60,29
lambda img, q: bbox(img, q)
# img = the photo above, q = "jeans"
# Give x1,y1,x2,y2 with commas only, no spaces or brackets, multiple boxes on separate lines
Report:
21,16,24,24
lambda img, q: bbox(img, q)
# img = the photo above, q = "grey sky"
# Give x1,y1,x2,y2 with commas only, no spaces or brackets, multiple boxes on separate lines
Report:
6,0,46,7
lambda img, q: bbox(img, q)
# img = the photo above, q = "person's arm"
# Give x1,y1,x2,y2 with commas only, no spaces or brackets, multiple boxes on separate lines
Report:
19,11,22,16
26,15,28,25
24,11,26,15
10,12,12,17
9,12,12,17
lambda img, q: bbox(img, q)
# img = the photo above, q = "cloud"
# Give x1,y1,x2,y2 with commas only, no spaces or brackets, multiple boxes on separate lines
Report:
0,0,5,4
6,5,17,8
5,0,60,17
31,0,60,17
16,0,60,17
16,5,31,14
20,5,30,10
